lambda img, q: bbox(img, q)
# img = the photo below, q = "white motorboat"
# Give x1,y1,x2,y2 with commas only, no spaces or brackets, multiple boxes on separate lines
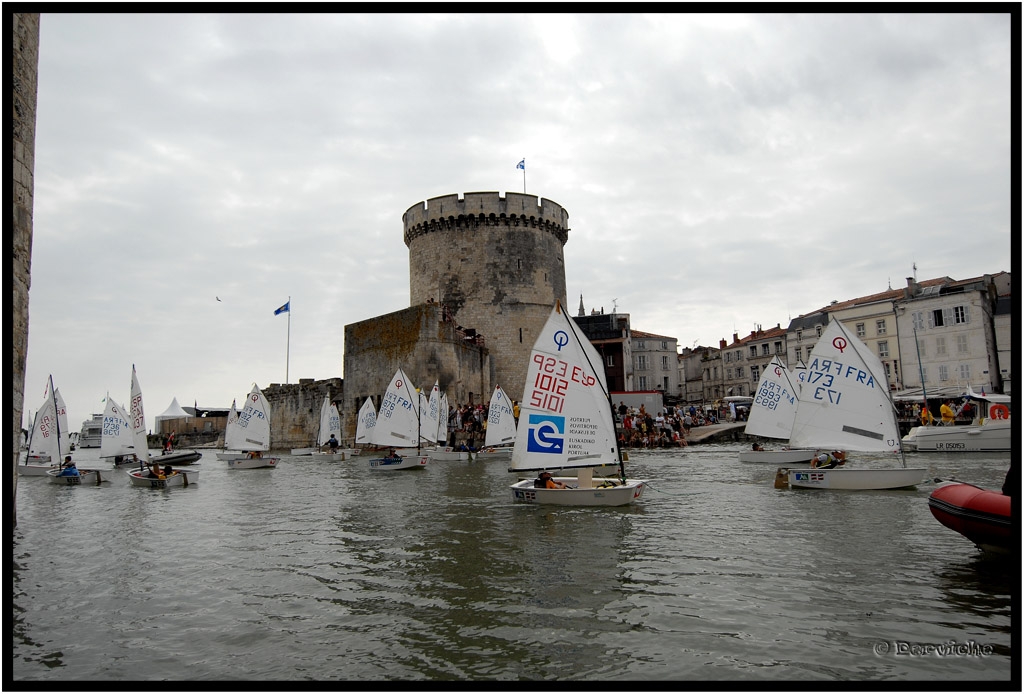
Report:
901,390,1011,452
78,413,103,448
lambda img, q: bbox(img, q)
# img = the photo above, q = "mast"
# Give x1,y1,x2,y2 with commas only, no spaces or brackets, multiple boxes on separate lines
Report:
559,301,627,483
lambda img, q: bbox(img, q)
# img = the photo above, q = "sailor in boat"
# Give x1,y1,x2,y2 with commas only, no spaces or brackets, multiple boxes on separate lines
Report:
940,400,957,426
534,471,570,490
752,443,765,452
810,451,847,469
147,462,167,479
326,434,340,453
247,450,263,459
58,457,79,477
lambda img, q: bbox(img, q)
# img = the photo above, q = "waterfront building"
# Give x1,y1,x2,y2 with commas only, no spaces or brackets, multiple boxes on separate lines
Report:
894,274,1004,396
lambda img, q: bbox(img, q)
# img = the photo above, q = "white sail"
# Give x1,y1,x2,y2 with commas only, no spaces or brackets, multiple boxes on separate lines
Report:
419,382,440,444
510,303,619,473
223,399,245,450
744,356,800,440
436,392,449,444
236,385,273,451
53,388,72,456
33,377,65,464
484,385,517,447
371,369,420,448
100,394,135,458
28,404,50,460
130,366,151,464
788,319,901,452
316,397,341,446
355,397,377,446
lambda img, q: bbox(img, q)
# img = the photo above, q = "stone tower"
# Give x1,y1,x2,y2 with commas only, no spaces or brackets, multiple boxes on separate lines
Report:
12,13,41,526
403,192,569,402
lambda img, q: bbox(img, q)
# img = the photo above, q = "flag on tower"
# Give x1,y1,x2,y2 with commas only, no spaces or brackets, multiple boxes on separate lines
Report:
274,301,290,315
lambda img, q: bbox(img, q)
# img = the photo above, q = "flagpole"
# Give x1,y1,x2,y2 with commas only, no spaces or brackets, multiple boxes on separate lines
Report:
286,295,291,384
522,160,526,193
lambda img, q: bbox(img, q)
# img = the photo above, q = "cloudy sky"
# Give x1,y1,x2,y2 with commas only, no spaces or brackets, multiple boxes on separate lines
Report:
24,12,1012,433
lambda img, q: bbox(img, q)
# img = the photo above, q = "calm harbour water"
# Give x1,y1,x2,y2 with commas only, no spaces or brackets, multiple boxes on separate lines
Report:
12,444,1014,685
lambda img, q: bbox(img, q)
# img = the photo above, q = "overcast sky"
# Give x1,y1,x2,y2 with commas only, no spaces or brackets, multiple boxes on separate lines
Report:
24,12,1012,433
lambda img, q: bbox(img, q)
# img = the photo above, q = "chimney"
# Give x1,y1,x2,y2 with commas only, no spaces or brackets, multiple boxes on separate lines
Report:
720,338,727,350
906,276,918,299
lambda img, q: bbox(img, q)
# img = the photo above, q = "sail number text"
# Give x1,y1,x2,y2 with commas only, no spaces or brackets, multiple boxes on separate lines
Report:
529,354,598,414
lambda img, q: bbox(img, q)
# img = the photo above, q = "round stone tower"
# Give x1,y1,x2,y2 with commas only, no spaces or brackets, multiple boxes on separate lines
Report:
403,192,569,402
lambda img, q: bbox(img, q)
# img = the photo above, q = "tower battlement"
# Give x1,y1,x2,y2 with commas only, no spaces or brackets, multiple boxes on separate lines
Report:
403,192,569,246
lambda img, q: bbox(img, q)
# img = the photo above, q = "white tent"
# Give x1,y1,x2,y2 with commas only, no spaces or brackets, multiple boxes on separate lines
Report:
155,397,191,434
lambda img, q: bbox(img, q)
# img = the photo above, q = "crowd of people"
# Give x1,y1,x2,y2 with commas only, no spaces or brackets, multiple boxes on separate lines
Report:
896,399,975,426
437,398,732,450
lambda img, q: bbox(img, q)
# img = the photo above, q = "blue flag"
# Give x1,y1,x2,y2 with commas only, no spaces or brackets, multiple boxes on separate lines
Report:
516,159,525,170
274,301,290,315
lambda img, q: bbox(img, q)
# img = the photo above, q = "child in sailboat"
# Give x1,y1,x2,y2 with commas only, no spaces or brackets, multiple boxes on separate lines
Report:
535,471,569,489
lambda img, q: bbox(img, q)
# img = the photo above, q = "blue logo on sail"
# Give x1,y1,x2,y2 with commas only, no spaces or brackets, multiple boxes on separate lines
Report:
527,414,564,454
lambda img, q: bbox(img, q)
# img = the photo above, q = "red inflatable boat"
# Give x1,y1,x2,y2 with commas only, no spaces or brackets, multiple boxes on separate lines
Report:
928,482,1012,554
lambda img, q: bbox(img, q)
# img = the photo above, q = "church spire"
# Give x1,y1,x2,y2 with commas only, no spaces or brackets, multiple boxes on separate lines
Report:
578,294,585,317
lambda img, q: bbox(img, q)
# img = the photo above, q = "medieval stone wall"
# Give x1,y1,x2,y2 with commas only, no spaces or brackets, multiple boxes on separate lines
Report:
263,377,344,451
342,303,491,443
403,192,568,402
12,13,40,525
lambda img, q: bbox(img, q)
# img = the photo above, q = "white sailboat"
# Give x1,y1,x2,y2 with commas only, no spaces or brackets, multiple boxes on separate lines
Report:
475,385,516,460
354,396,377,454
216,400,247,461
21,408,58,475
901,388,1011,452
225,385,279,470
100,394,138,467
39,376,103,485
311,396,345,461
509,302,646,506
367,368,428,470
780,320,927,490
739,356,816,464
126,365,198,488
425,381,471,462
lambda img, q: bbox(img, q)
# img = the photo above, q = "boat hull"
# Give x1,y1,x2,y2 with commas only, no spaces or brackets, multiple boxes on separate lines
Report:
155,450,202,465
475,447,513,461
784,467,927,490
216,451,248,461
368,455,428,470
227,456,279,470
738,449,816,464
127,468,198,488
510,478,646,506
901,422,1010,452
426,447,471,462
290,447,315,456
46,469,102,485
311,451,345,462
928,482,1011,554
19,463,59,476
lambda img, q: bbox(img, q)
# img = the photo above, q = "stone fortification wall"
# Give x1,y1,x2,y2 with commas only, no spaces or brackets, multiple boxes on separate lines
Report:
342,303,491,443
402,192,568,402
264,377,343,450
12,13,40,525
